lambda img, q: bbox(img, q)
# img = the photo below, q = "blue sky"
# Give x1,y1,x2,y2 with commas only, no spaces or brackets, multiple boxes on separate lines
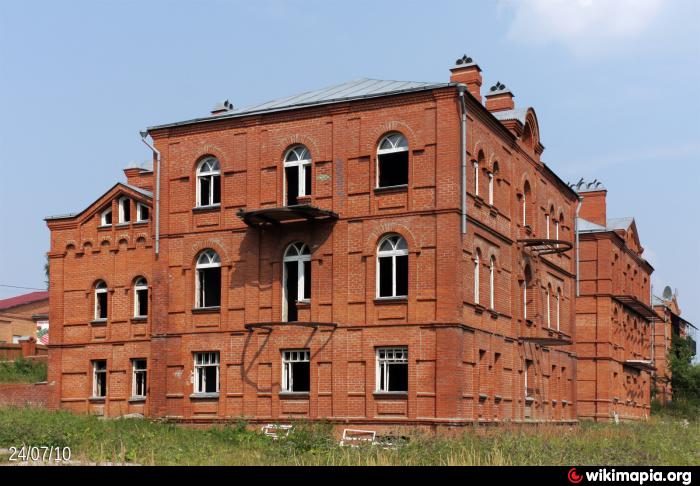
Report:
1,0,698,338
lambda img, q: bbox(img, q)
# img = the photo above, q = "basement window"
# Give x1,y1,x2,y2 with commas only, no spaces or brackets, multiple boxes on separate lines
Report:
136,202,149,222
101,207,113,226
376,347,408,393
377,234,408,298
377,133,408,188
194,352,219,394
284,145,312,206
281,349,310,393
94,280,108,321
133,277,148,318
195,249,221,308
92,360,107,398
118,197,131,223
132,359,147,398
196,157,221,207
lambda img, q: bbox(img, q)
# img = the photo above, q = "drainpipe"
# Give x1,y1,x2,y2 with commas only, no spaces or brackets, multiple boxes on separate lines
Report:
140,131,161,257
575,195,583,296
458,85,468,234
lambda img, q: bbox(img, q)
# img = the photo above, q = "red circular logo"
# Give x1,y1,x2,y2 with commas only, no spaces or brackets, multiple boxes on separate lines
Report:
568,468,583,484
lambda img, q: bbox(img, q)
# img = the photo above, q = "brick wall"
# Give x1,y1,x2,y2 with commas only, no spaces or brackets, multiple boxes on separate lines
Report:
0,382,54,408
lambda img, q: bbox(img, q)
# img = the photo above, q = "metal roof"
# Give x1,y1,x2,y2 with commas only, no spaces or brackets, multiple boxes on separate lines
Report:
578,217,634,233
45,182,152,221
0,291,49,311
606,217,634,231
492,108,529,124
148,78,454,131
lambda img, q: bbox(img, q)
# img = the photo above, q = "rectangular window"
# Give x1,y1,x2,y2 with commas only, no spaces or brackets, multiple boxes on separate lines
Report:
303,260,311,300
525,359,534,400
286,166,299,205
378,152,408,187
136,288,148,317
119,198,131,223
132,359,147,398
197,267,221,308
281,349,310,393
96,291,107,320
194,352,219,394
303,164,312,196
199,176,210,207
376,347,408,393
212,175,221,204
395,254,408,297
136,203,149,222
92,360,107,398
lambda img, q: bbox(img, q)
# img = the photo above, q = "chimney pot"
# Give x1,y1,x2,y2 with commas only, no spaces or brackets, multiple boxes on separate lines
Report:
450,55,483,102
485,83,515,112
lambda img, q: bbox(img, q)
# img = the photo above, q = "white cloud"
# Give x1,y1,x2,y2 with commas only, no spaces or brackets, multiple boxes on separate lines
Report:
502,0,663,54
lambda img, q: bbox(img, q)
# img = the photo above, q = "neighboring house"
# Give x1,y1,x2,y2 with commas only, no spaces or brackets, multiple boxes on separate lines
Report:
652,288,697,405
573,181,656,421
45,55,580,425
0,291,49,344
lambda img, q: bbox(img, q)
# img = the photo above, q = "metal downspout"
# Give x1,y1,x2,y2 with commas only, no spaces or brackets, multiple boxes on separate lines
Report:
458,85,468,234
140,131,161,257
575,195,583,296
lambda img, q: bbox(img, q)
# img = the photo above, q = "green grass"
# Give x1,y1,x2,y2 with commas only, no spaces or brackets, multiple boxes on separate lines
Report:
0,358,47,383
0,407,698,465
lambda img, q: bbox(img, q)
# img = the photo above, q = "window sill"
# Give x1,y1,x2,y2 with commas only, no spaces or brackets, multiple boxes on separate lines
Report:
88,396,106,403
192,306,221,314
190,392,220,399
489,206,498,217
131,316,147,322
133,220,149,226
192,204,221,214
90,319,108,326
374,184,408,194
97,225,112,230
374,297,408,305
474,303,485,314
494,395,503,402
115,222,130,228
525,396,535,404
373,391,408,399
295,300,311,309
128,396,146,403
279,392,310,399
478,393,488,401
489,309,499,319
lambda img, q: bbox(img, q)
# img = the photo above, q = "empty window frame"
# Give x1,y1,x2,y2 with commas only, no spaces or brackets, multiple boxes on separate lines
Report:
376,234,408,298
556,288,561,331
473,250,481,305
522,181,531,227
489,162,499,206
489,256,496,310
376,347,408,393
196,157,221,207
134,277,148,318
523,265,533,321
195,250,221,308
281,349,310,393
284,145,311,206
545,212,550,239
136,202,149,222
546,285,552,328
193,352,219,394
94,281,108,321
524,359,534,400
118,197,131,223
92,360,107,398
101,207,113,226
376,133,408,188
282,242,311,322
132,359,147,398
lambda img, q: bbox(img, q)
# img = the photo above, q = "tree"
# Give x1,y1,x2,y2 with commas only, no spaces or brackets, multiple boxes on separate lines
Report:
44,254,49,289
669,334,700,401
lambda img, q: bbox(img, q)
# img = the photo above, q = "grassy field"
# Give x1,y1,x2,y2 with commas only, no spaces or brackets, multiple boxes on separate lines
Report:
0,358,47,384
0,407,698,466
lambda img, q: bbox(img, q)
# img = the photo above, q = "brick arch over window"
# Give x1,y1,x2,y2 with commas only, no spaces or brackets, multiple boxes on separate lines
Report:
274,134,321,161
267,236,320,264
184,239,231,269
362,223,419,257
469,140,488,161
191,145,228,171
364,120,418,154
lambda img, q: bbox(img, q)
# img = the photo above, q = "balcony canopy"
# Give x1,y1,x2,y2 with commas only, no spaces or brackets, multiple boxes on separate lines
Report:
237,204,338,228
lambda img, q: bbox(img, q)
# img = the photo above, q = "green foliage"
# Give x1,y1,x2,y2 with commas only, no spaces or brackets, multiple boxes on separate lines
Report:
669,334,700,401
0,358,47,383
0,407,698,465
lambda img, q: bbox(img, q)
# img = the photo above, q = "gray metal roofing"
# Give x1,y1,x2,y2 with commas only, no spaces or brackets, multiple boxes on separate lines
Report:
578,216,634,233
45,183,152,220
125,160,153,172
148,78,454,130
606,217,634,231
578,218,606,232
492,108,529,124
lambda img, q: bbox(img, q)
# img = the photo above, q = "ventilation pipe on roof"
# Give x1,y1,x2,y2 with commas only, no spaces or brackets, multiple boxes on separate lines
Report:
140,130,161,256
458,84,468,234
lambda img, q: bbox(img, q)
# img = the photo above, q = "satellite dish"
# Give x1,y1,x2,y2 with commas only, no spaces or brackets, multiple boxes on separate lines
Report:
662,286,673,300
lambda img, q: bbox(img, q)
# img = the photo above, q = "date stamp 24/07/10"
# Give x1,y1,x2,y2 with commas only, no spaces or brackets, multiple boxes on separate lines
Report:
6,446,72,463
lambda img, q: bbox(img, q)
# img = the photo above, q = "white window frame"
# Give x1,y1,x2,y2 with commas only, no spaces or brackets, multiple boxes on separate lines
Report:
193,351,220,394
131,359,147,398
522,192,527,226
488,171,494,205
134,277,148,318
473,161,480,196
118,197,131,224
474,252,480,305
92,360,107,398
489,256,495,310
523,279,528,321
545,213,550,239
376,234,409,298
375,347,408,393
195,249,221,309
376,133,409,188
546,286,551,328
283,145,312,204
281,349,310,393
100,207,113,226
524,359,533,401
94,281,108,321
282,242,311,322
195,157,221,208
136,202,149,222
556,289,561,331
555,219,560,240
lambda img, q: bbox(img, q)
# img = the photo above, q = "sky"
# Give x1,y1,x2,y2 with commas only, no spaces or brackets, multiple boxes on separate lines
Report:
0,0,698,339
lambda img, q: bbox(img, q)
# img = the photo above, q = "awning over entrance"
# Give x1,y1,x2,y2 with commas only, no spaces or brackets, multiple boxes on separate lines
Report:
237,204,338,228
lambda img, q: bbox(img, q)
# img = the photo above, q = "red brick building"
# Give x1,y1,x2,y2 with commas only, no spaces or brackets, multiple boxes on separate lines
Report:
574,181,656,421
46,56,579,427
652,287,696,404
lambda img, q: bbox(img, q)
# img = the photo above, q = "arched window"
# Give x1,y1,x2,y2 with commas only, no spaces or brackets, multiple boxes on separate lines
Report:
488,161,498,206
134,277,148,318
546,284,552,328
523,265,532,321
282,242,311,322
473,249,481,305
377,133,408,188
100,206,113,226
377,234,408,298
522,181,531,227
489,256,496,310
94,280,108,321
474,151,485,197
556,212,563,240
556,288,561,331
136,202,149,222
284,145,311,206
195,249,221,308
196,157,221,207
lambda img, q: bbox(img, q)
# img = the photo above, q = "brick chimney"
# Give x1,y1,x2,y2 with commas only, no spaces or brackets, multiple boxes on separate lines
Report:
485,82,514,113
450,55,483,102
574,180,607,227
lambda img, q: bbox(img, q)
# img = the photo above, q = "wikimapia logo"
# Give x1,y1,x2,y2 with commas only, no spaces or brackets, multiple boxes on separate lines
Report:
567,468,692,485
